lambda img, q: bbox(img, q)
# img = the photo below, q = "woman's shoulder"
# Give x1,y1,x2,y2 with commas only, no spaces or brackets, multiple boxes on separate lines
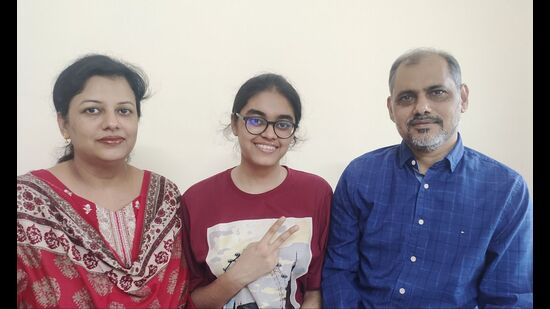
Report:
17,169,51,187
17,170,56,209
145,170,181,192
17,171,35,182
17,172,37,193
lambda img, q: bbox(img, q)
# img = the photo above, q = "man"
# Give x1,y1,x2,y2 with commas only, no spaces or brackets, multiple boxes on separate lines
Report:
322,48,532,308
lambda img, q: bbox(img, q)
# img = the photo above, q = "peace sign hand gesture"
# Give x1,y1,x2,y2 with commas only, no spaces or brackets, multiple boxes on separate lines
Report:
225,216,299,287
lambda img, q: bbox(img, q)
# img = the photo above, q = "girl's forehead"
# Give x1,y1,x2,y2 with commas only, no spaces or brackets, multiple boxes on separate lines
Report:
242,91,294,116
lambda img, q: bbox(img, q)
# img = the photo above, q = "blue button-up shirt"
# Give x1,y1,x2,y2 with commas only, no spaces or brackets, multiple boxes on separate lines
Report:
322,134,532,308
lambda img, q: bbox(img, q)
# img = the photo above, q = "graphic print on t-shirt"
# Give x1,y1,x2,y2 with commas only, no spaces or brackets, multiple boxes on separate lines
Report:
205,217,312,309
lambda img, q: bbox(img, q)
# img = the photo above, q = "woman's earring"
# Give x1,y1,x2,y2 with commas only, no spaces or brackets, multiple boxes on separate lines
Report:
64,135,71,145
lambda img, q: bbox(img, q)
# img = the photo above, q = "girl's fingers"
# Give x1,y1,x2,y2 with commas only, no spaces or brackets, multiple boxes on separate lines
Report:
259,217,286,243
271,224,299,248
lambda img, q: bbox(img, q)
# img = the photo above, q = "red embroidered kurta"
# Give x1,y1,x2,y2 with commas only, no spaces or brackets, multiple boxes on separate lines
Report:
17,169,192,308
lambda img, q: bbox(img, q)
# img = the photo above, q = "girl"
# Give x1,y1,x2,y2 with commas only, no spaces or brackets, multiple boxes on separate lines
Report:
182,73,332,308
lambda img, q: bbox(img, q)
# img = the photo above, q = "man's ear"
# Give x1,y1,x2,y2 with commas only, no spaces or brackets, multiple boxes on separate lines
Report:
460,84,469,113
387,96,395,122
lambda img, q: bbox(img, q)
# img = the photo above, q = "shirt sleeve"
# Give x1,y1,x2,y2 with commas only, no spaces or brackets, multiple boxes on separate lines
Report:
478,176,533,308
322,166,362,308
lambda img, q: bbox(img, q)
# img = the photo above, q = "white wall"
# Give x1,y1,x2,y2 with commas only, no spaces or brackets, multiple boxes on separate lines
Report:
17,0,533,195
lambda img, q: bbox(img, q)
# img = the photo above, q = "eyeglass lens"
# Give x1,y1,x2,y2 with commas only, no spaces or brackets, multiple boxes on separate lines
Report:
242,116,295,139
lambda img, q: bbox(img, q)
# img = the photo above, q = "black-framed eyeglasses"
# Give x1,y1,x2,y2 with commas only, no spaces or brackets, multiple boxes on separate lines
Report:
234,113,297,139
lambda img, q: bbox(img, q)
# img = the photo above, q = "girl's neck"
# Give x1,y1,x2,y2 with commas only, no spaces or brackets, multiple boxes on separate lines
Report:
231,164,288,194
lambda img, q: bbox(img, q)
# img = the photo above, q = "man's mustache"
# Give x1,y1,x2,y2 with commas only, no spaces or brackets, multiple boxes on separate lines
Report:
407,115,443,127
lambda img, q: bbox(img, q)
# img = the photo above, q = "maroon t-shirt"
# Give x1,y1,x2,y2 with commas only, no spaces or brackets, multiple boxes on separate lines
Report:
181,166,332,308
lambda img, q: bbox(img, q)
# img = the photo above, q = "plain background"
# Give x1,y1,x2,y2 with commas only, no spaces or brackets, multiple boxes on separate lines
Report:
17,0,533,196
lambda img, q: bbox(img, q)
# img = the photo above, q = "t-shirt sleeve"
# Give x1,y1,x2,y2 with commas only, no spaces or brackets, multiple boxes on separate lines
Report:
180,194,217,292
304,181,333,290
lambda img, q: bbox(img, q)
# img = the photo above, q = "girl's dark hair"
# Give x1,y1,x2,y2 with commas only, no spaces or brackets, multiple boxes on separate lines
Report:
53,54,150,163
231,73,302,126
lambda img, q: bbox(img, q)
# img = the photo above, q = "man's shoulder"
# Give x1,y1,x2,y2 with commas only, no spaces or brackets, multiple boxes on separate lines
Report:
462,147,526,188
463,147,522,177
338,145,400,181
349,144,399,166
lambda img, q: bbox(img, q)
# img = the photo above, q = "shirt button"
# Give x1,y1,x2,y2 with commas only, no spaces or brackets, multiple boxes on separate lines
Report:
410,256,417,262
423,183,429,189
418,219,425,225
411,160,416,165
399,288,406,294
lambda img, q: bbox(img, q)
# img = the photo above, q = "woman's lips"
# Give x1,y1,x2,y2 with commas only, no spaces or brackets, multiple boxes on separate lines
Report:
98,136,125,144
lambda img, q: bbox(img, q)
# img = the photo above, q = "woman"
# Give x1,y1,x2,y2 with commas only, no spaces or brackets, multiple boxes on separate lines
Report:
17,54,191,308
182,73,333,308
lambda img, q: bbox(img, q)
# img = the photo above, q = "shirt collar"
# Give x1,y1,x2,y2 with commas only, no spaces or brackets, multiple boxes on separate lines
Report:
397,133,465,173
